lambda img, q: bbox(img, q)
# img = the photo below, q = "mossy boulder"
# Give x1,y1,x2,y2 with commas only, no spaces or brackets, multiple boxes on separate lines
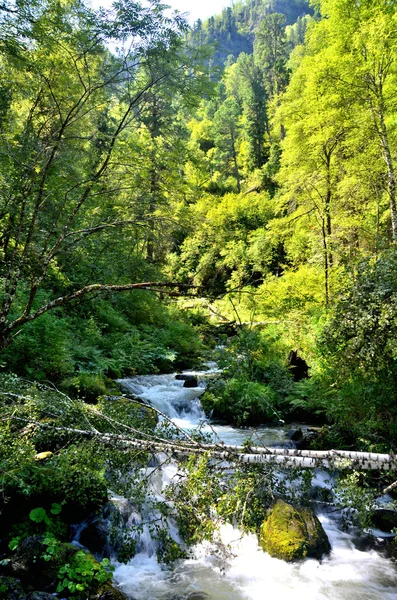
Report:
259,500,331,561
94,583,128,599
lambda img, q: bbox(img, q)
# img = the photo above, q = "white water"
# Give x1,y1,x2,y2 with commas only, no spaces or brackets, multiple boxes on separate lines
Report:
114,370,397,600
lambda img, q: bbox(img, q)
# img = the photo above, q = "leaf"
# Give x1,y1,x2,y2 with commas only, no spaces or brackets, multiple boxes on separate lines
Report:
29,507,47,523
50,503,62,515
8,538,20,551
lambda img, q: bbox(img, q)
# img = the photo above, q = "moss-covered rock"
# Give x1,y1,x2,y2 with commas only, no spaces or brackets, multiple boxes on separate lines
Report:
259,500,331,561
94,583,128,599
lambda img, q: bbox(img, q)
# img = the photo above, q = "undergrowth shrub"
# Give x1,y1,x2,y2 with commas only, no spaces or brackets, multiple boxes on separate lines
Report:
202,378,280,425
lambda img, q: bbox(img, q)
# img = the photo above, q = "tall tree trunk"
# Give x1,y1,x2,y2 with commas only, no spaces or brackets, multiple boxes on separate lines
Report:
325,150,333,267
378,110,397,242
147,95,160,261
147,167,157,262
231,133,241,193
322,218,329,307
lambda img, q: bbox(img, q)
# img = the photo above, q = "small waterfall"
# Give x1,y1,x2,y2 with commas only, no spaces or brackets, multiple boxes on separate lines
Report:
118,374,207,429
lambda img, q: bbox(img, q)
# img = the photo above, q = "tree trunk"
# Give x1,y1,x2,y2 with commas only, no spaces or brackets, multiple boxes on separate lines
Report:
231,133,241,193
321,218,329,307
378,110,397,242
9,415,397,471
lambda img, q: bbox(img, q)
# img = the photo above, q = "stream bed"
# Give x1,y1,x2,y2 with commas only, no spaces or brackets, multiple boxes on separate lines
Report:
114,370,397,600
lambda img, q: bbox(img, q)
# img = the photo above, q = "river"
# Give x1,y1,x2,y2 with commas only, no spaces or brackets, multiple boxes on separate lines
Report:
113,369,397,600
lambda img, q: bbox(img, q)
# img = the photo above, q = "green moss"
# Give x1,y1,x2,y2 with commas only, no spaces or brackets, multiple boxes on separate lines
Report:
95,584,127,599
259,500,330,561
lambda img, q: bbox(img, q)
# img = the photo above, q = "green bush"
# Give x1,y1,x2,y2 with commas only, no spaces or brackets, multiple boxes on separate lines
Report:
206,328,294,424
201,377,279,425
318,249,397,448
1,312,74,379
60,373,114,402
110,327,176,375
56,551,113,598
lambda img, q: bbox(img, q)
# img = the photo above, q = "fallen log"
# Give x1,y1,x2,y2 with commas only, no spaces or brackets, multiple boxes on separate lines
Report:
6,416,397,471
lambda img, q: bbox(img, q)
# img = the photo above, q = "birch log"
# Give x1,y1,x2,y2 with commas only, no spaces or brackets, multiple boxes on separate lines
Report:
9,417,397,471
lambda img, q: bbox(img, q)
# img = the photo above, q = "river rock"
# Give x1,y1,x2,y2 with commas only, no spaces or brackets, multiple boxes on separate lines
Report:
372,509,397,533
287,428,303,442
259,500,331,561
79,518,110,557
175,374,199,388
94,583,128,599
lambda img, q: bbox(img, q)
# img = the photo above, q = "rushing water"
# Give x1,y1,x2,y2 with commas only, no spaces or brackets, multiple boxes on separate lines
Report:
114,370,397,600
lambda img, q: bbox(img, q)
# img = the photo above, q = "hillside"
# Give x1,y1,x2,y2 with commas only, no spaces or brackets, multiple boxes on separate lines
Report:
189,0,312,66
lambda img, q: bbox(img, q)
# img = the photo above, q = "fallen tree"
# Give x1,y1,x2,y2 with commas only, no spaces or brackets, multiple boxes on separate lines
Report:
6,413,397,472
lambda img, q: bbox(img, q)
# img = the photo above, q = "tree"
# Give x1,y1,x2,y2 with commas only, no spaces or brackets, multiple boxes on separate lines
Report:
0,0,193,350
320,249,397,443
132,46,212,262
213,97,242,191
226,53,269,169
273,0,397,303
281,0,397,244
275,40,347,304
254,13,290,97
318,0,397,241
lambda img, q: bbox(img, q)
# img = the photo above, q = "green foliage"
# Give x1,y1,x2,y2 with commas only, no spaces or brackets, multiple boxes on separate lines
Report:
201,328,293,425
1,310,74,379
60,373,113,403
171,191,277,294
334,472,377,530
56,552,113,598
155,530,188,564
0,374,157,551
317,250,397,447
166,454,223,545
202,378,279,425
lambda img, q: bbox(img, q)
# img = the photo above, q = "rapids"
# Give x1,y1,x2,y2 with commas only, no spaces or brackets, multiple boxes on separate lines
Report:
114,370,397,600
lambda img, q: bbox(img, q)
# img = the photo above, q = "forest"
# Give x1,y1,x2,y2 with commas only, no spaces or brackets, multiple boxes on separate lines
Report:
1,0,397,597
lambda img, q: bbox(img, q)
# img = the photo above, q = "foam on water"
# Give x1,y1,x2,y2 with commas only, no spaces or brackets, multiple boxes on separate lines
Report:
118,374,206,423
114,516,397,600
117,372,288,444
